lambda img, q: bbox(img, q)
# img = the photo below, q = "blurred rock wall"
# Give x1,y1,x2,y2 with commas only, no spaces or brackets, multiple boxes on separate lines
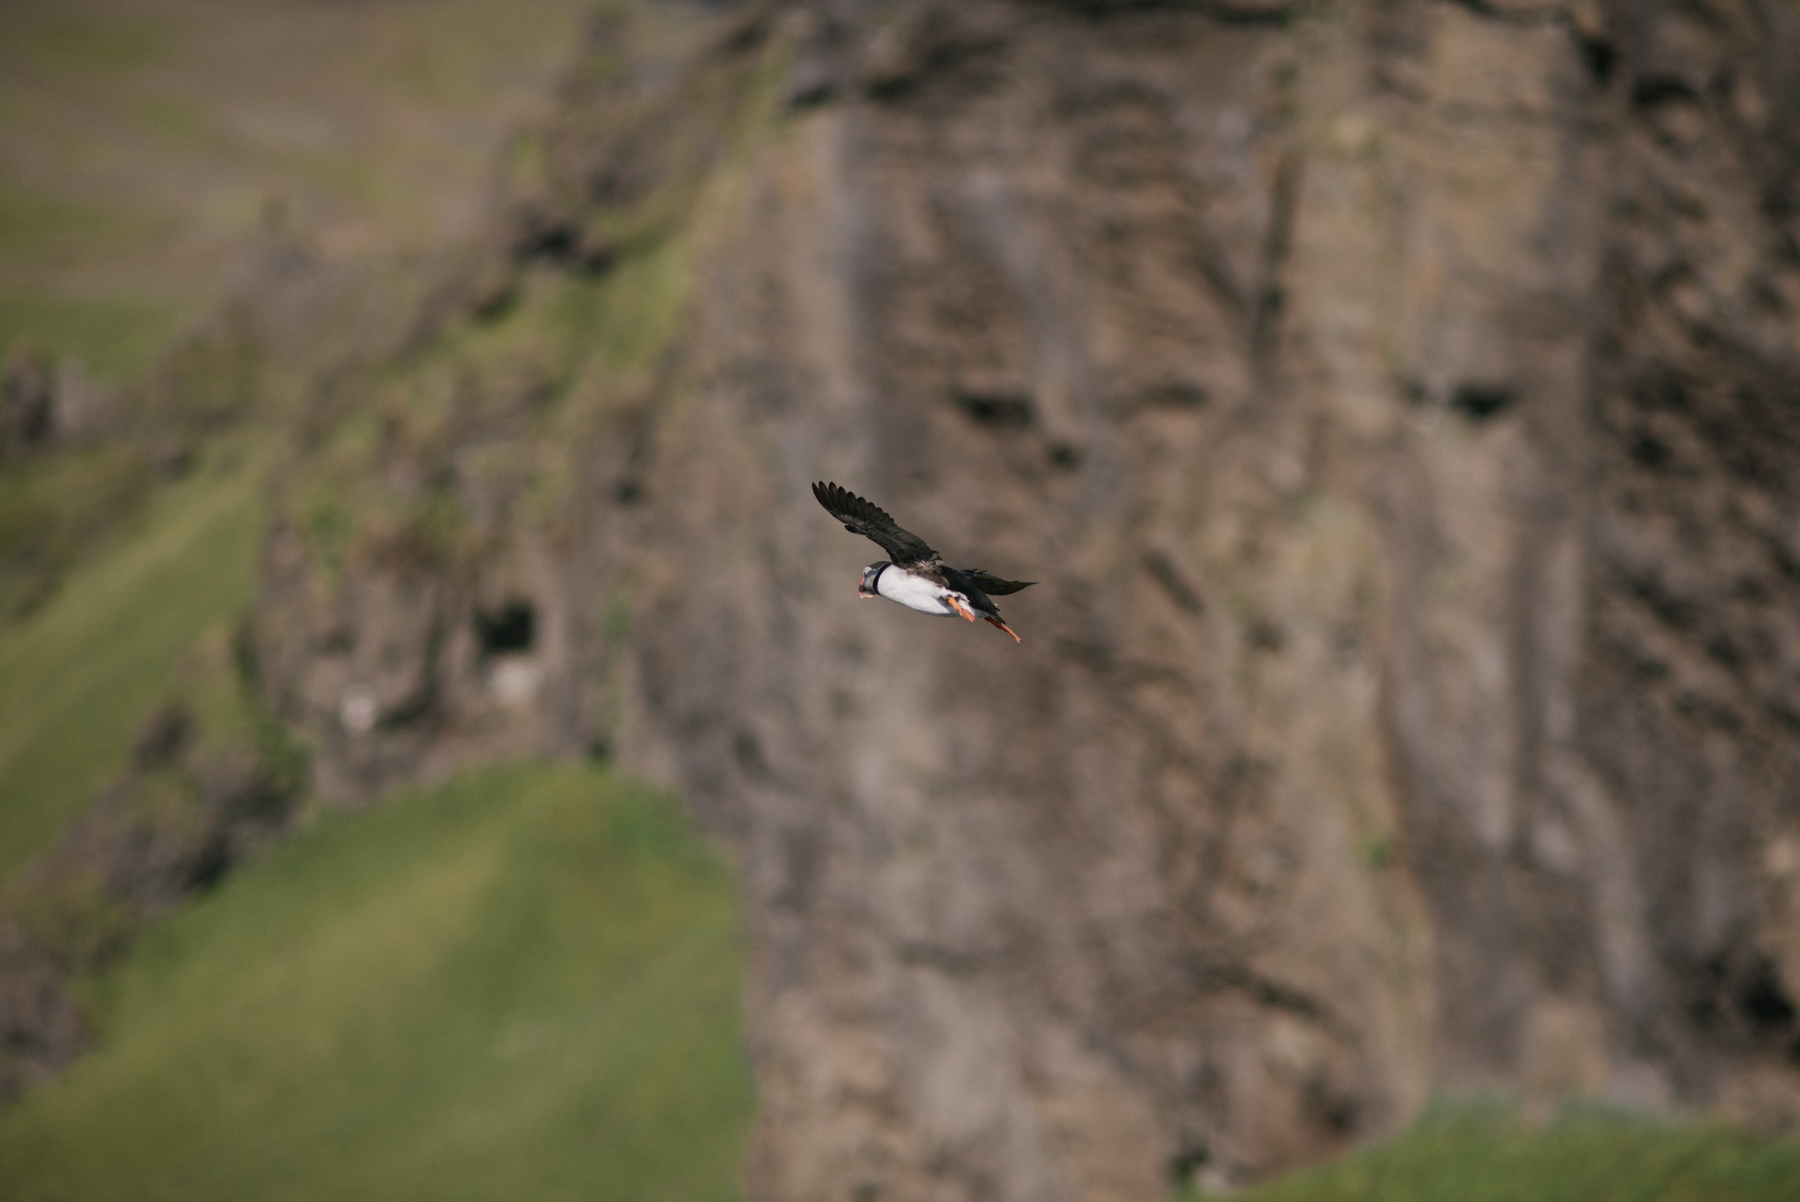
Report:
255,0,1800,1195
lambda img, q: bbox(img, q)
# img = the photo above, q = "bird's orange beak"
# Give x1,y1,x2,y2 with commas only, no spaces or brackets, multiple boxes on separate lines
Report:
858,574,874,598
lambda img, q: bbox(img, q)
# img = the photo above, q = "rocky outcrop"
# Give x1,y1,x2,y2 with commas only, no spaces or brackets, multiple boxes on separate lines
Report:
0,631,304,1103
0,352,56,460
254,0,1800,1195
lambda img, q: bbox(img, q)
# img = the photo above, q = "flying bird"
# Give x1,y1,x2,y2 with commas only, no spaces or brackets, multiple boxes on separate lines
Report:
812,481,1034,642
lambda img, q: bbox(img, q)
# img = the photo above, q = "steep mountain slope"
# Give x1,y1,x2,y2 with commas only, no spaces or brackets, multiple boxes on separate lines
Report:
251,0,1800,1197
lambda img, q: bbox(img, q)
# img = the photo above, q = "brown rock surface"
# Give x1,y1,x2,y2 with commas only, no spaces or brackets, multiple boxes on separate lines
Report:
254,0,1800,1194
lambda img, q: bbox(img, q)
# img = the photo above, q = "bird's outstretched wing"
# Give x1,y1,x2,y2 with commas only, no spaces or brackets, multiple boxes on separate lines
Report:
812,481,936,566
965,570,1035,596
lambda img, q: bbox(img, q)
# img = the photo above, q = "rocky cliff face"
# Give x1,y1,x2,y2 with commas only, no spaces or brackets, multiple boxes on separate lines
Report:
254,0,1800,1196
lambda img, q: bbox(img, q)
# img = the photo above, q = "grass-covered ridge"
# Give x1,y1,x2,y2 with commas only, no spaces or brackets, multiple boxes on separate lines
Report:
0,761,753,1202
1189,1101,1800,1202
0,444,264,882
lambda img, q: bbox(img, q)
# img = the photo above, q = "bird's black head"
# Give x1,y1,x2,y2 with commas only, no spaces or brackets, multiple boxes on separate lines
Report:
858,562,891,598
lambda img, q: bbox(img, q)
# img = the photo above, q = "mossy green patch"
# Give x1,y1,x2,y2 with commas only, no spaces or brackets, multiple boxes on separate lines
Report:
0,183,127,261
15,13,171,75
0,293,183,383
0,442,159,619
569,233,695,379
1186,1100,1800,1202
0,447,264,882
0,761,753,1202
131,97,218,153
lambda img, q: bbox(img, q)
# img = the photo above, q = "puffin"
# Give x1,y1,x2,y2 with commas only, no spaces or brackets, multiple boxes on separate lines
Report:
812,480,1034,642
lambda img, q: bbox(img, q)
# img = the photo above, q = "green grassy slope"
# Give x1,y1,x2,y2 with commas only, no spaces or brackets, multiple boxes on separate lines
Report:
0,0,597,382
0,446,263,881
1196,1102,1800,1202
0,761,753,1202
0,294,181,386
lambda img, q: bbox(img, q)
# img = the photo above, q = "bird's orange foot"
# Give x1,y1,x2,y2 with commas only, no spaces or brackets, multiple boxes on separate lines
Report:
984,616,1022,643
947,596,977,622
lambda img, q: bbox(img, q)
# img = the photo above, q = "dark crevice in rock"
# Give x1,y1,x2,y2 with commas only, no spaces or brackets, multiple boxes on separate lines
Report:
1250,148,1304,370
953,390,1035,427
1143,551,1206,614
1045,0,1294,26
474,600,537,655
1632,74,1701,110
1577,35,1618,86
1449,382,1515,421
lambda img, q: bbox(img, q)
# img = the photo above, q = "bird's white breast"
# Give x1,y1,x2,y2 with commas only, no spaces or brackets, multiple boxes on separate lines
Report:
876,569,957,616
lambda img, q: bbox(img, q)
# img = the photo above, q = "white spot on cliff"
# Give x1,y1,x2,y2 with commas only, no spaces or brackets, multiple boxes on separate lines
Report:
340,683,378,734
490,656,540,707
1766,834,1800,880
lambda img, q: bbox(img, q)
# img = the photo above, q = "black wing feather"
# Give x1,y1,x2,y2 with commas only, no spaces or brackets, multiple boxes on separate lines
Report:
966,570,1035,596
812,482,936,565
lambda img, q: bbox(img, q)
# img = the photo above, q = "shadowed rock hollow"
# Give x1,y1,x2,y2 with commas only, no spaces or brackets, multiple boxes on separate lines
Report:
253,0,1800,1196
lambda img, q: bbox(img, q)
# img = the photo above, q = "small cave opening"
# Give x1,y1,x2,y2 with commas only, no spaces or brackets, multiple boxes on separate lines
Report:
1631,74,1699,111
953,389,1035,428
474,599,536,656
511,218,614,276
1689,951,1800,1056
1140,381,1208,410
1450,382,1515,422
1737,955,1799,1036
1578,37,1617,87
